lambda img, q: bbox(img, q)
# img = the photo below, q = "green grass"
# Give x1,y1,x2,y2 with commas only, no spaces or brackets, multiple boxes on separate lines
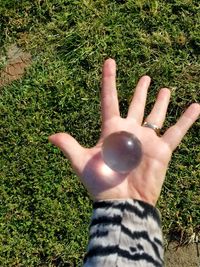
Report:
0,0,200,266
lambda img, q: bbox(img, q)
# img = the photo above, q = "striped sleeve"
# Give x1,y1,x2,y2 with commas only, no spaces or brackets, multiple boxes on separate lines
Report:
83,199,164,267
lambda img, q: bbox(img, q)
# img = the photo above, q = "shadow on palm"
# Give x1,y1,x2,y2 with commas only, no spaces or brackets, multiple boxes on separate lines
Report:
81,119,170,202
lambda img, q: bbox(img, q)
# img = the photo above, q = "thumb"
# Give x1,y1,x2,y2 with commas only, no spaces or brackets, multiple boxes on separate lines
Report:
48,132,85,164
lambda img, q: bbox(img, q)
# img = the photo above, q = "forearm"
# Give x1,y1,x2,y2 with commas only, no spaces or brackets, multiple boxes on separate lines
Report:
83,199,164,267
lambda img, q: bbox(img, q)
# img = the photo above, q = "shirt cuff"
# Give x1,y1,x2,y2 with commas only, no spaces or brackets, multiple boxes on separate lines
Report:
83,199,164,267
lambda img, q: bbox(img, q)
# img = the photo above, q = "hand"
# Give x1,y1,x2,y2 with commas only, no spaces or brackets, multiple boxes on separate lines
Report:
48,59,200,206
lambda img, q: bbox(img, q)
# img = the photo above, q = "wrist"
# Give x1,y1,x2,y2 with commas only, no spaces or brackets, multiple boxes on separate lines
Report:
91,186,159,207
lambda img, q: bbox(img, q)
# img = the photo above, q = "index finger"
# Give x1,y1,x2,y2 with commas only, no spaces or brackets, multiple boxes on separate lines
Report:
162,103,200,151
101,58,120,123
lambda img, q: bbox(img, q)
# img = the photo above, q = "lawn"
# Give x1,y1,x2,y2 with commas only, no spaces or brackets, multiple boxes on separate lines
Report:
0,0,199,266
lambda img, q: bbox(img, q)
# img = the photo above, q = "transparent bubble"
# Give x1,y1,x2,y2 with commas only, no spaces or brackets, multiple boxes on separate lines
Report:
102,131,143,174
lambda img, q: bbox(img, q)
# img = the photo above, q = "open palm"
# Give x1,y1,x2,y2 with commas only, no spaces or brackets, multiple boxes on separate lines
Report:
49,59,200,206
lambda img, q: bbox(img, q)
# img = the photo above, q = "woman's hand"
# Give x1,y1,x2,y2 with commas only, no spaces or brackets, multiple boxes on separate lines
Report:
48,59,200,206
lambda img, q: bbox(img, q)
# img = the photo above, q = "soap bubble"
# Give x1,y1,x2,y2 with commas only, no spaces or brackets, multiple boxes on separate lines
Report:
102,131,142,174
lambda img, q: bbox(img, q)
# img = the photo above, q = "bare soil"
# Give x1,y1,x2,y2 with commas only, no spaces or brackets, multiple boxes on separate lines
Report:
165,242,200,267
0,44,31,87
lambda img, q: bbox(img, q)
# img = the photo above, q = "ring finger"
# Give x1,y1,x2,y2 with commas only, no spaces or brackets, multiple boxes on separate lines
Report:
144,88,171,129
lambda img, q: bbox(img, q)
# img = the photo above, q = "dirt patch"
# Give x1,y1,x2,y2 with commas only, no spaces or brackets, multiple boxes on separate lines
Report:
0,44,31,87
165,242,200,267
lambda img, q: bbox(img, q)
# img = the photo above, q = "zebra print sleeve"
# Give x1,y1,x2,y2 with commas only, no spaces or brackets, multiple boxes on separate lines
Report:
83,199,164,267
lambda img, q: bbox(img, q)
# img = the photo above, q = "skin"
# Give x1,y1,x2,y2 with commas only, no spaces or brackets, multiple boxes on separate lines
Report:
49,58,200,206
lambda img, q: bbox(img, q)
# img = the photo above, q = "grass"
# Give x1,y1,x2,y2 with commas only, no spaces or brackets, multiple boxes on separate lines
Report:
0,0,199,266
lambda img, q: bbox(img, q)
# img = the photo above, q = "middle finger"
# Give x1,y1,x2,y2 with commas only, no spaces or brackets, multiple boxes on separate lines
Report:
127,75,151,123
